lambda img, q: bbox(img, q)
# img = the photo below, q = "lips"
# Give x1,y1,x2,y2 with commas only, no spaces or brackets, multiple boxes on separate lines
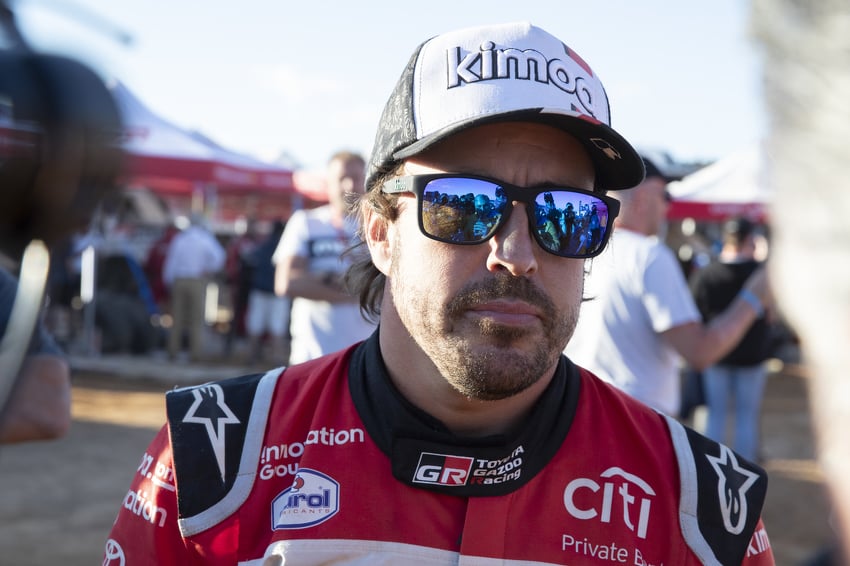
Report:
466,300,542,325
446,274,554,329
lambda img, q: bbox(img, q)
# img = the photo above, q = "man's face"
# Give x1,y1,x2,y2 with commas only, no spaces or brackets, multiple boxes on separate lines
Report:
327,156,365,214
372,122,595,401
641,176,670,236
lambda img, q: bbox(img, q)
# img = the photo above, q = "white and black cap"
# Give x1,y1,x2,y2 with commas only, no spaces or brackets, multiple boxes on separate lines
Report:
366,21,645,191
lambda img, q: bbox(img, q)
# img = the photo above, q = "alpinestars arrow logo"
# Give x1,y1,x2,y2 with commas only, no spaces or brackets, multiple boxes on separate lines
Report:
183,383,240,482
706,444,760,535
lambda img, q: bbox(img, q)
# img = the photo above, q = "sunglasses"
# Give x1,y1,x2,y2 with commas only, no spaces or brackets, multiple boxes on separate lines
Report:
381,174,620,259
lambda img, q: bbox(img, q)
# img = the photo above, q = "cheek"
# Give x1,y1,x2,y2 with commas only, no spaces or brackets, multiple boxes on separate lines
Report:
546,261,585,304
389,219,477,304
393,231,457,286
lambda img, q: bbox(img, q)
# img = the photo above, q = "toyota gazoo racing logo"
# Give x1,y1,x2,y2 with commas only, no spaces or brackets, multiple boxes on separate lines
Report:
563,467,656,539
413,452,474,486
271,468,339,530
103,538,125,566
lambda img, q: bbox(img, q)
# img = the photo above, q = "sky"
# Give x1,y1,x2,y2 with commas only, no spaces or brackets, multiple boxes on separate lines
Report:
13,0,766,172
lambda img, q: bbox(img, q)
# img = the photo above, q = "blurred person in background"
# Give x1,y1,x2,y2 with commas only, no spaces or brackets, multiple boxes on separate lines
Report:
273,150,376,364
245,219,290,365
754,0,850,562
223,217,261,356
689,217,774,462
566,156,772,417
162,213,225,362
144,223,180,315
96,246,160,355
0,266,71,443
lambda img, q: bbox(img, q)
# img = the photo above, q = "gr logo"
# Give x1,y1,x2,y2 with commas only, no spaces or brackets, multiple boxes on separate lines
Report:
413,452,474,486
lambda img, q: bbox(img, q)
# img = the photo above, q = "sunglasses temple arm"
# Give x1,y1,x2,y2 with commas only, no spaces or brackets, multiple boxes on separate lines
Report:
381,177,413,194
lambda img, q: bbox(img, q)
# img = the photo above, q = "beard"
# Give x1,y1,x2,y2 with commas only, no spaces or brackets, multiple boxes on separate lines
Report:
389,247,580,401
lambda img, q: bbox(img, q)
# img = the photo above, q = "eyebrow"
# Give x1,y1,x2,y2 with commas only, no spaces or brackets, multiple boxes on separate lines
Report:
410,169,595,192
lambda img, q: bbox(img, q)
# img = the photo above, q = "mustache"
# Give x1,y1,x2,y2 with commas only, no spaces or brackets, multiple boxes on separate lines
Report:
446,274,555,318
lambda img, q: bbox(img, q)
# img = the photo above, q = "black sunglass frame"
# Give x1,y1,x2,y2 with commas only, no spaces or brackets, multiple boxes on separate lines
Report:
381,173,620,259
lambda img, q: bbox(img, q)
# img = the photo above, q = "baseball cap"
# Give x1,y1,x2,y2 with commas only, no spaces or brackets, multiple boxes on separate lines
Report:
641,154,683,183
642,157,666,181
366,21,645,191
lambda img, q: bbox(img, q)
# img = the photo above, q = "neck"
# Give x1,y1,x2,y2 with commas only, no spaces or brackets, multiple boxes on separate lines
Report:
720,245,750,262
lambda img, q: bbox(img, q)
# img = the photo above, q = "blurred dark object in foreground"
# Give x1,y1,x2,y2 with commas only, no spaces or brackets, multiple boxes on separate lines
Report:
0,50,123,259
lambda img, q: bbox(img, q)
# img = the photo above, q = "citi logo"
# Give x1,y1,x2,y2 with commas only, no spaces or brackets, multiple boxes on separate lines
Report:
446,41,598,118
563,467,655,539
413,452,474,486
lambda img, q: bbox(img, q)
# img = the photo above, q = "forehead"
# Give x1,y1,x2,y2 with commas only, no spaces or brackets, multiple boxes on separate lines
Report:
403,122,595,190
640,176,667,193
329,157,364,177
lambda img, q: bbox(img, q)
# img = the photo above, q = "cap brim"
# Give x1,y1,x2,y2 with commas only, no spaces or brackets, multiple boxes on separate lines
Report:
392,109,645,191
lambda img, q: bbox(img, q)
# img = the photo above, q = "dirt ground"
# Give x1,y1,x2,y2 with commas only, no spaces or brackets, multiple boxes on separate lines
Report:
0,363,836,565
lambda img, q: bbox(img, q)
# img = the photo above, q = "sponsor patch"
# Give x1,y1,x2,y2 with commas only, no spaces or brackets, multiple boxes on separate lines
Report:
563,467,655,539
413,452,475,486
271,468,339,529
706,444,760,535
103,538,125,566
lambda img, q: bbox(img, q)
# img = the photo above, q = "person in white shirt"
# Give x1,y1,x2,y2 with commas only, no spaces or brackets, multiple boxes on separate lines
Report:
273,151,376,364
565,157,770,416
162,213,225,362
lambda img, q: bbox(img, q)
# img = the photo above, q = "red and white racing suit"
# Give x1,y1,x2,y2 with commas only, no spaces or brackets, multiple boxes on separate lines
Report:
104,332,774,565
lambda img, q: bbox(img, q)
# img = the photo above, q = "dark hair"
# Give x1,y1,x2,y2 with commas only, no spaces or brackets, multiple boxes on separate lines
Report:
270,219,286,239
343,166,403,322
722,217,756,245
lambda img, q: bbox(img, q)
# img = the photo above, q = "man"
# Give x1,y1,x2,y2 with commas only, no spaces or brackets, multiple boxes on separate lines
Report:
273,150,375,364
690,217,773,461
565,156,770,417
222,217,261,355
104,22,774,564
162,213,226,362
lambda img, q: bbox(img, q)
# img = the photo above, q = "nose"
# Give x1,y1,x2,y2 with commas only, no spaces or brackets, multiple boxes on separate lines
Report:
486,202,539,276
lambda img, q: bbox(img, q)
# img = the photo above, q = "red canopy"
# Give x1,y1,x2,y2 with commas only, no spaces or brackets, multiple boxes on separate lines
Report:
113,81,295,195
124,154,296,195
110,81,312,223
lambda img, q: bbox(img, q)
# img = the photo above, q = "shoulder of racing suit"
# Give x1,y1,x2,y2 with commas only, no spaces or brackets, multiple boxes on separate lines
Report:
662,414,769,565
163,364,769,565
165,368,281,537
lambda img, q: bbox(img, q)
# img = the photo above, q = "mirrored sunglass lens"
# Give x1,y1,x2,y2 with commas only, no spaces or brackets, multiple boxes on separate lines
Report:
421,178,506,243
533,191,611,256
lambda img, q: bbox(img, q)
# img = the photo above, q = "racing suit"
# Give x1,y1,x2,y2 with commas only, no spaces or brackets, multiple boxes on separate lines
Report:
104,331,774,565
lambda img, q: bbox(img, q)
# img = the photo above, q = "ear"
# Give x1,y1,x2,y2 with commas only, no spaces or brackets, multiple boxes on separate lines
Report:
365,207,393,276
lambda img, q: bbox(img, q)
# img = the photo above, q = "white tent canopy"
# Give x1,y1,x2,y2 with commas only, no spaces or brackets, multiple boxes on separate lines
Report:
111,81,295,195
667,145,772,222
